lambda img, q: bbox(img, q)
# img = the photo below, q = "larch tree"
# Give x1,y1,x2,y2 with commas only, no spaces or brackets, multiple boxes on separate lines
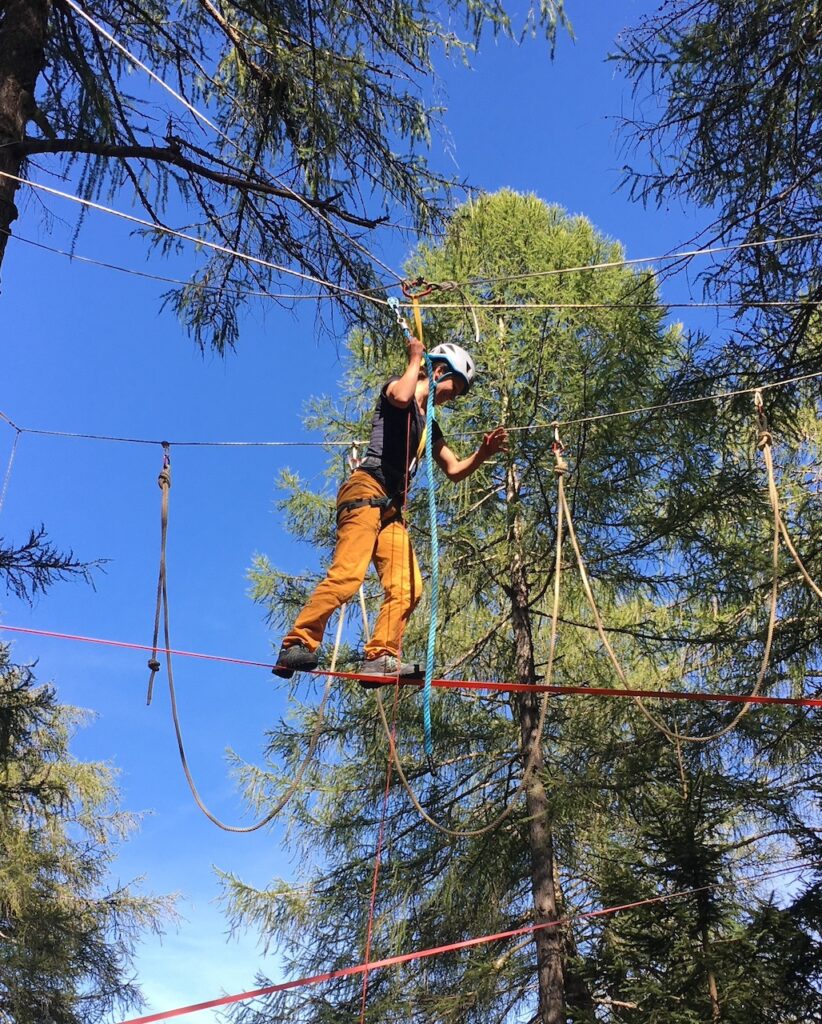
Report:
614,0,822,374
0,643,172,1024
216,192,820,1023
0,0,567,351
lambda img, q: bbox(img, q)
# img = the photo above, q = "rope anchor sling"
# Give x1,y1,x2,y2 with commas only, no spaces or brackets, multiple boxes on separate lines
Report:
144,443,336,832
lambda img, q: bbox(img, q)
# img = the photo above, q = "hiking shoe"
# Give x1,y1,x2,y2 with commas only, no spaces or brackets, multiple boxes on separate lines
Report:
273,644,319,679
358,654,424,689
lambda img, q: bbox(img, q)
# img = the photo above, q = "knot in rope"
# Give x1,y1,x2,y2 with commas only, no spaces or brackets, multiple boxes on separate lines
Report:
551,422,567,474
758,430,773,450
157,442,171,490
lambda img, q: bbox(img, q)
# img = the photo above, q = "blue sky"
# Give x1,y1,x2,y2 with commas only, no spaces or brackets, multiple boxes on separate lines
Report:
0,3,731,1021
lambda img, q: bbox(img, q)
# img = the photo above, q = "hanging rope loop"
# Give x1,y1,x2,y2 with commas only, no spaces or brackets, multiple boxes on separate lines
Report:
147,442,172,703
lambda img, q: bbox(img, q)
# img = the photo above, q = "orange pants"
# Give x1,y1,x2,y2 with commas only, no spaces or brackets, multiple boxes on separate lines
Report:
283,471,422,658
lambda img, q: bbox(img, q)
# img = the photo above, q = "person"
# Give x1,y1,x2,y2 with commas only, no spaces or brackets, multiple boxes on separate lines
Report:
273,334,508,681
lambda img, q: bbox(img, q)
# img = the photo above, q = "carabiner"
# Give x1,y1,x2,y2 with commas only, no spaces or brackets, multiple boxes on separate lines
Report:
401,277,434,301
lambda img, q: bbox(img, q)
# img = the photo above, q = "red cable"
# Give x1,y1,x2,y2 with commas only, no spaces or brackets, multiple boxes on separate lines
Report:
2,623,820,707
115,862,809,1024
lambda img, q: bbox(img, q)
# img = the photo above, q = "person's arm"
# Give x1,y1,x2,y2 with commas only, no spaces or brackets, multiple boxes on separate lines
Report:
433,427,509,483
385,334,424,407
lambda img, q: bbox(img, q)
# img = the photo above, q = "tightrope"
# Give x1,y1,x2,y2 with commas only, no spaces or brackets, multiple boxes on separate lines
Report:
2,624,820,708
115,861,811,1024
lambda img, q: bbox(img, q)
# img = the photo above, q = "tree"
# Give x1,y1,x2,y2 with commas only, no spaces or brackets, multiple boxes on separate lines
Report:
221,191,822,1023
213,192,822,1024
613,0,822,373
0,0,568,351
0,645,171,1023
0,524,97,602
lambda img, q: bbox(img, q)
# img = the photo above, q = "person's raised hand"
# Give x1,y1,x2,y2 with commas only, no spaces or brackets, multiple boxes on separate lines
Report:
481,426,509,457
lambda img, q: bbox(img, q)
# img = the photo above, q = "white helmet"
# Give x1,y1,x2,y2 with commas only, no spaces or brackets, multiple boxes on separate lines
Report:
428,342,476,394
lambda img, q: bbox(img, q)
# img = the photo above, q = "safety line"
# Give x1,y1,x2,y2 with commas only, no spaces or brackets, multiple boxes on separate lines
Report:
469,366,822,439
2,625,820,707
0,171,390,307
0,417,363,448
115,861,811,1024
458,231,822,287
12,228,818,314
401,298,822,311
3,368,820,454
63,0,403,286
2,229,344,300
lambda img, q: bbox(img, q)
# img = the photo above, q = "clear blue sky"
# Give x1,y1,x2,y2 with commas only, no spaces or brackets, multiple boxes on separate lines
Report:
0,3,727,1020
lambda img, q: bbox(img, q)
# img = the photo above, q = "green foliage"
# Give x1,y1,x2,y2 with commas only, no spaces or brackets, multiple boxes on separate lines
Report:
2,0,569,351
236,192,821,1022
613,0,822,370
0,647,171,1024
0,524,101,603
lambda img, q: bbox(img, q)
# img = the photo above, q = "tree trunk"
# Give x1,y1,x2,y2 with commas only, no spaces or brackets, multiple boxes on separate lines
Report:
0,0,49,267
507,457,566,1024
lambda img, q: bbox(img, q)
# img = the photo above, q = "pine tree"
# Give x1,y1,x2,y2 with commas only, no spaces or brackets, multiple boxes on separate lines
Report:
224,191,821,1022
0,645,171,1023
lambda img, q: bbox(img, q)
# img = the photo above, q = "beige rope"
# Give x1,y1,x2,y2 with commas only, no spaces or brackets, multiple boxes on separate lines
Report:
557,407,783,745
755,390,822,600
147,445,335,832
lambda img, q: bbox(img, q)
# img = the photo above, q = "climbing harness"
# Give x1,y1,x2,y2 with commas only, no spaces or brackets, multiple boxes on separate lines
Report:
336,493,400,521
145,443,337,832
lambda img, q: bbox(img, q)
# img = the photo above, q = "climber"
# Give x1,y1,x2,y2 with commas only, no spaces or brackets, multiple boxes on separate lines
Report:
273,334,508,682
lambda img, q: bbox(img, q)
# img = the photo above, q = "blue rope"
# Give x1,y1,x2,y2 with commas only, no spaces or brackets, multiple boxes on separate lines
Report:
423,352,438,760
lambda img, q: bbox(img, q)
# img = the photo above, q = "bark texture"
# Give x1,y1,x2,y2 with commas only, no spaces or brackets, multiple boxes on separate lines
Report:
507,457,566,1024
0,0,48,266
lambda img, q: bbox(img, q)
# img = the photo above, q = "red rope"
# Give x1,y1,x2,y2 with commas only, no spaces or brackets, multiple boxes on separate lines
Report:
115,862,809,1024
359,376,418,1021
2,624,820,707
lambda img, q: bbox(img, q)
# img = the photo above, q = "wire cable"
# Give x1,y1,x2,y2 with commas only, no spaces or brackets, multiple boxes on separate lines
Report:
7,362,814,453
2,228,346,301
456,231,822,288
15,228,818,313
0,171,390,306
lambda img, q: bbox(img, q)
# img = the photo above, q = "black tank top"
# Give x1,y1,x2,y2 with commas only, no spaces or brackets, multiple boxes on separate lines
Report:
358,377,443,497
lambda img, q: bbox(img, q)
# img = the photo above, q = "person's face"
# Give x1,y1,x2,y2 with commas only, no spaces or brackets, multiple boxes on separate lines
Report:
433,366,465,405
434,364,466,403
